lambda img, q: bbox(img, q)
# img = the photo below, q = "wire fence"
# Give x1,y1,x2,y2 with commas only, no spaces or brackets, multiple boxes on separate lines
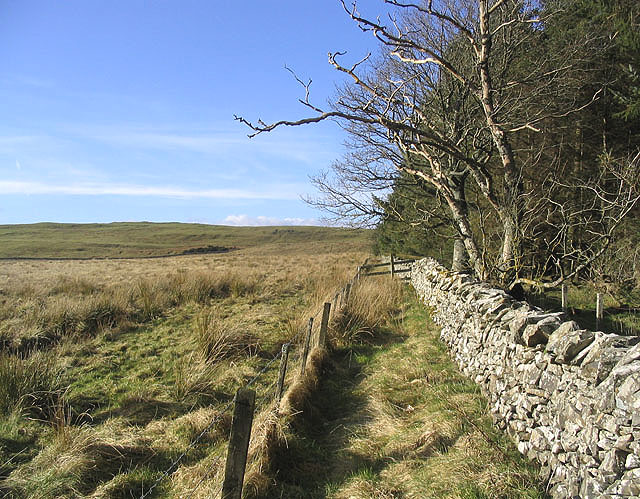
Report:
139,332,293,498
137,259,378,499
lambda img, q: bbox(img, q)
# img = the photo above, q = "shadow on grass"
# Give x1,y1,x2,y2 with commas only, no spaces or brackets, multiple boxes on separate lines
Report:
0,433,39,481
527,292,640,336
266,328,406,498
68,386,234,427
106,397,187,426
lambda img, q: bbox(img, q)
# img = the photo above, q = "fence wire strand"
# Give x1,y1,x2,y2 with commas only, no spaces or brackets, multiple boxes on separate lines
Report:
186,451,226,499
139,320,310,498
139,397,235,499
138,269,361,499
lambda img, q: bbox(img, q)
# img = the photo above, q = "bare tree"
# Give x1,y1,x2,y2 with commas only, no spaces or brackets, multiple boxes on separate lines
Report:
236,0,629,285
304,47,477,271
516,151,640,288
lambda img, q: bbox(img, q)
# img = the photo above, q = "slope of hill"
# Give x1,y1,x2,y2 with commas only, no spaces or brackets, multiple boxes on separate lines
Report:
0,222,371,259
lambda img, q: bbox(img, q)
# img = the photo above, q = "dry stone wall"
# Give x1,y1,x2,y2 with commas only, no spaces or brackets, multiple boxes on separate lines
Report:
411,258,640,498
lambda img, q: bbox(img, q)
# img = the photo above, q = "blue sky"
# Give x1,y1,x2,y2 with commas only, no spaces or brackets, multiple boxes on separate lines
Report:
0,1,380,225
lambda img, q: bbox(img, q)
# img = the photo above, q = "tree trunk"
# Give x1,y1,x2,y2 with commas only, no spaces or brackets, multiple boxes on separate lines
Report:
444,174,483,278
478,0,522,282
452,238,468,272
450,174,469,273
501,211,518,276
448,202,483,277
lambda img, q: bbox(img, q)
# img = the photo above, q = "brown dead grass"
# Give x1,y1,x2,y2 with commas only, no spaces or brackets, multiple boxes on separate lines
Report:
280,347,328,417
0,235,368,497
331,276,404,344
0,246,366,350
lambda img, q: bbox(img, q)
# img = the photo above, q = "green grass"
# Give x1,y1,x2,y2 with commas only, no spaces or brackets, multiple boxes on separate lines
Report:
0,224,367,496
528,285,640,335
267,282,546,498
0,293,317,497
0,222,370,258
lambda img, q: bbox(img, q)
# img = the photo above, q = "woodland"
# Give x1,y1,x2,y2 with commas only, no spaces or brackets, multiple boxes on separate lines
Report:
238,0,640,295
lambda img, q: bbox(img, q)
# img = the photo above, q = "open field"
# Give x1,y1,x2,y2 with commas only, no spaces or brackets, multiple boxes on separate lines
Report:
0,224,369,496
0,223,545,497
0,222,369,259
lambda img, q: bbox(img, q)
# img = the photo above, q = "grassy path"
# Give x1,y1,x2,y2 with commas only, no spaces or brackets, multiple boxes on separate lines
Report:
268,288,546,498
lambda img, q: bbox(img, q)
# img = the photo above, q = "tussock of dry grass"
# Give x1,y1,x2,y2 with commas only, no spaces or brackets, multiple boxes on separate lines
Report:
280,347,327,417
192,307,260,364
243,400,288,498
2,419,153,498
168,398,289,499
0,248,367,352
303,267,353,308
49,276,99,296
332,277,404,343
173,353,222,402
154,407,233,497
0,269,265,352
241,344,332,498
0,350,65,416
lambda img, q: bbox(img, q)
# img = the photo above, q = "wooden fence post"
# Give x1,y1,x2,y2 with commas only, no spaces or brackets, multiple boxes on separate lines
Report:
344,282,352,303
300,317,313,376
561,283,568,313
332,293,339,317
390,254,395,278
222,389,256,499
317,302,331,348
276,343,290,403
596,292,604,328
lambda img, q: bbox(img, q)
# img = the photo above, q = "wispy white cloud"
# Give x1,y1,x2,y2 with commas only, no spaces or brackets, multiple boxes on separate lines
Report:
70,124,338,165
0,180,301,200
2,74,55,89
222,214,320,226
93,131,244,152
0,135,39,151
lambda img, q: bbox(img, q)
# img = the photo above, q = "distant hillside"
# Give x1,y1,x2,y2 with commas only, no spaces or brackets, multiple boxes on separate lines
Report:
0,222,371,259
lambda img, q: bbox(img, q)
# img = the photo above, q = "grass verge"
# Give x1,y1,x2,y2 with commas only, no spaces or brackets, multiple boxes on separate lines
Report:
265,278,547,498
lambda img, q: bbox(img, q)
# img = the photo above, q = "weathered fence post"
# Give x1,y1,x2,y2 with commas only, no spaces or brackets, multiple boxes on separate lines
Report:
300,317,313,375
222,389,256,499
276,343,290,403
317,302,331,348
596,292,604,328
561,283,568,313
390,254,395,278
344,282,352,306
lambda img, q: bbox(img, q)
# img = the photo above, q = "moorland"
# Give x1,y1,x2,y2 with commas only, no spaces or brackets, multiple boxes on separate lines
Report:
0,223,545,497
